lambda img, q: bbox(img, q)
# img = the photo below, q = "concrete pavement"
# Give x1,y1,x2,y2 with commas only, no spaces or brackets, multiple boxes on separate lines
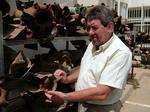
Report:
120,67,150,112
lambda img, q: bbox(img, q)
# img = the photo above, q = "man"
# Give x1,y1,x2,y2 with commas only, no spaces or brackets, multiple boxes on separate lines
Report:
45,5,132,112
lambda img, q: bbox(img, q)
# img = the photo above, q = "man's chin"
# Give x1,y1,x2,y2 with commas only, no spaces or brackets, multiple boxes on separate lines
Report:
92,41,100,46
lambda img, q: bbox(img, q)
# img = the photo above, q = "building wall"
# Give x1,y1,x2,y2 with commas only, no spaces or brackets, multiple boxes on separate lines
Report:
77,0,115,9
34,0,77,7
128,0,150,7
77,0,99,6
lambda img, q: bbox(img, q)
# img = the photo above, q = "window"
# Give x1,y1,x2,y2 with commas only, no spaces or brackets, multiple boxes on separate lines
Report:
148,8,150,17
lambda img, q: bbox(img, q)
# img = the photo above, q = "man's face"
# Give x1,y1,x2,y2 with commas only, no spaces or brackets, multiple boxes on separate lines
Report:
87,19,109,46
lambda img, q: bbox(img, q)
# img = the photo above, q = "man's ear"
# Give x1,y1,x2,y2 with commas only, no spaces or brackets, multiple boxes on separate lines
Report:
106,22,114,33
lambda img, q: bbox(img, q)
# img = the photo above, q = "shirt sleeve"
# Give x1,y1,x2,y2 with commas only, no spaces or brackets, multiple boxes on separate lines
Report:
99,51,132,89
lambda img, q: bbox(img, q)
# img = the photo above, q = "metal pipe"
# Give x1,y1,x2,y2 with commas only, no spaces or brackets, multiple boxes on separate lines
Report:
0,12,4,77
141,4,144,32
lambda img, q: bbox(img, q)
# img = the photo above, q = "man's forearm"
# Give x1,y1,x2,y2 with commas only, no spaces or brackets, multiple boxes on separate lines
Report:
64,85,112,102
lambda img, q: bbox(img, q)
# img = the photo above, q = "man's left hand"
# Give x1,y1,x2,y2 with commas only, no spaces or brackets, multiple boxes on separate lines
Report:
45,91,66,105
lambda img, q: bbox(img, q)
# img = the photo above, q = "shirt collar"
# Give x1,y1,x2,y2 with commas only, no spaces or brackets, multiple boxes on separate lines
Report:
92,33,114,55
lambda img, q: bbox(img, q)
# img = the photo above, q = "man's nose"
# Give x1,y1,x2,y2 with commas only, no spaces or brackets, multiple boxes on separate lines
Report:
88,29,94,36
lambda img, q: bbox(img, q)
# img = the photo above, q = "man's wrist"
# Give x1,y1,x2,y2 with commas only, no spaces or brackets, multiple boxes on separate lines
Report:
61,76,68,84
63,93,68,103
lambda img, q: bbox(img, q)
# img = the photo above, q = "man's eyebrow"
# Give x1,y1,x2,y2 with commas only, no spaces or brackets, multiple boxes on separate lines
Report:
87,23,96,27
91,24,99,28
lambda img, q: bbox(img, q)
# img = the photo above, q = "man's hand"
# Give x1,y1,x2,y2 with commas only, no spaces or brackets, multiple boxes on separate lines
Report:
54,69,67,82
45,91,66,105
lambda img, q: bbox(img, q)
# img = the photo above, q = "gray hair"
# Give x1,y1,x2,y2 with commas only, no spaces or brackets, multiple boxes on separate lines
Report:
86,5,113,27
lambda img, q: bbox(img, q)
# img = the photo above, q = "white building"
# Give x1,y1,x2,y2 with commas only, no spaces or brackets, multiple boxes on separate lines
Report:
116,0,128,20
128,0,150,34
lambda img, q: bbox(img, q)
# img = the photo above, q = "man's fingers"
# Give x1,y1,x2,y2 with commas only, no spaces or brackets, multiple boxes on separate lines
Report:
54,69,66,77
46,91,59,95
45,92,53,99
45,91,64,99
45,91,57,97
45,99,52,103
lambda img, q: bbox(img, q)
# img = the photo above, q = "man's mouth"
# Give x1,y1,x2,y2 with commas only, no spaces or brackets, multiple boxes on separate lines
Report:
90,36,101,46
91,36,97,43
89,35,96,40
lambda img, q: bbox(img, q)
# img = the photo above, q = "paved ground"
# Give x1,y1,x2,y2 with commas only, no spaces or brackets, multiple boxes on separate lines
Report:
121,68,150,112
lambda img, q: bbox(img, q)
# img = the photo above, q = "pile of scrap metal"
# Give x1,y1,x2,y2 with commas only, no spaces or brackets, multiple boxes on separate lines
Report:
135,32,150,44
0,87,6,106
3,49,81,112
0,0,25,40
141,50,150,66
1,0,53,40
113,9,134,46
4,74,77,112
20,3,53,38
15,2,87,38
3,1,87,40
32,49,83,73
